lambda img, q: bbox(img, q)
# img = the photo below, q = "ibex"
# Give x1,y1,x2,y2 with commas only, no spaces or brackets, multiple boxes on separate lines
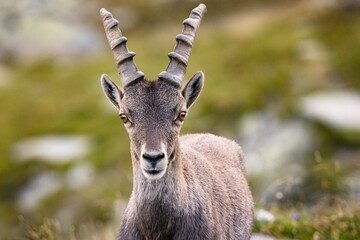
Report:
99,4,254,240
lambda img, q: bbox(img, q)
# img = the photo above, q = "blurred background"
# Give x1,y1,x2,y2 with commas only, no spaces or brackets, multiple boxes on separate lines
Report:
0,0,359,239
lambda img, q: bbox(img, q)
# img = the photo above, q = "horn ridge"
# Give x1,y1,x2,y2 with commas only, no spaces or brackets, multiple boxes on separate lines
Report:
100,8,144,88
110,37,127,50
158,3,206,88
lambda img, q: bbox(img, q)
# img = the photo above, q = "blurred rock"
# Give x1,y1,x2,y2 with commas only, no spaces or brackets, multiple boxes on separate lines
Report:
65,163,95,190
335,149,360,201
238,111,312,175
238,111,311,204
334,148,360,165
0,0,101,62
255,209,275,222
12,134,92,163
345,170,360,201
17,172,62,211
300,90,360,131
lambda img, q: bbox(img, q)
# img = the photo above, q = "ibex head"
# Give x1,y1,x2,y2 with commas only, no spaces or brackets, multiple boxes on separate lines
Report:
100,4,206,180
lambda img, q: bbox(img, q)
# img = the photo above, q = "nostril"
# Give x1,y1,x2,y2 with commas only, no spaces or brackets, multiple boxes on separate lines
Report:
143,152,165,162
157,152,165,159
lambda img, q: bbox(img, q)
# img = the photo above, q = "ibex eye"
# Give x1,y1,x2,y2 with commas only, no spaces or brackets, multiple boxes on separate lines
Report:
178,111,187,121
120,113,128,123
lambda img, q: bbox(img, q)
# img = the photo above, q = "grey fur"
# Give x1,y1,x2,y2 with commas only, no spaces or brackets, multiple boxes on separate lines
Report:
100,4,254,240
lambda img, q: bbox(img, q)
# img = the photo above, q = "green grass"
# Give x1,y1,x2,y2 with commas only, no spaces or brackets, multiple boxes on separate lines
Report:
1,1,360,239
19,200,360,240
254,200,360,239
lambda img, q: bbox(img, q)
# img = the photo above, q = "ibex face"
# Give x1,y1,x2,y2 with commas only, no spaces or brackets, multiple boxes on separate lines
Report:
100,4,206,180
102,74,203,180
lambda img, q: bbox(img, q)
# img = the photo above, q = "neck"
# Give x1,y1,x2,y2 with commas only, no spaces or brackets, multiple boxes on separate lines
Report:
130,140,187,236
132,141,186,204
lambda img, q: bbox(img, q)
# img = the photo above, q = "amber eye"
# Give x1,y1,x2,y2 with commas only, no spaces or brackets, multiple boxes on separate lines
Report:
178,111,187,121
120,113,128,123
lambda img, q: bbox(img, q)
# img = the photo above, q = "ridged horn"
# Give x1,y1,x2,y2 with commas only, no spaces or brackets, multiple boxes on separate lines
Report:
100,8,144,88
158,3,207,88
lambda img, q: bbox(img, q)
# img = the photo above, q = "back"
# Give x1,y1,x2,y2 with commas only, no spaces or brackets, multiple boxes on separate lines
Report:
180,133,246,172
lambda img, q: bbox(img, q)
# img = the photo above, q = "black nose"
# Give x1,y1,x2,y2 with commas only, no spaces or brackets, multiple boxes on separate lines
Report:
142,152,165,164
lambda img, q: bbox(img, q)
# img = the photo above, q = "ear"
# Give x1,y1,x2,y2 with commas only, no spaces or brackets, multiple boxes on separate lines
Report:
101,74,124,110
182,71,204,109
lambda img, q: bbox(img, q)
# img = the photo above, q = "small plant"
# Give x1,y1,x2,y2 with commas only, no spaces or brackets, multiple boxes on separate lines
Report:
20,216,72,240
20,216,117,240
254,199,360,239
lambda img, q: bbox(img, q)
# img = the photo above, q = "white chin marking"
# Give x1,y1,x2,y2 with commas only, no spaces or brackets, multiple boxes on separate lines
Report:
142,168,166,180
140,142,168,180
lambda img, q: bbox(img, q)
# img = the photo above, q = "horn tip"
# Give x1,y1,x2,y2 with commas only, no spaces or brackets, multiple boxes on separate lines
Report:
198,3,207,9
190,3,207,19
100,8,111,18
197,3,207,13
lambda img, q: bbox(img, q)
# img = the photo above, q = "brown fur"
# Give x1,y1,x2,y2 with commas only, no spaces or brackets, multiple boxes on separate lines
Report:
101,79,254,240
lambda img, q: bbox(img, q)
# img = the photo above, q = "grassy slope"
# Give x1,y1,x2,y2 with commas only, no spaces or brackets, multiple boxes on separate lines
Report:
0,1,359,239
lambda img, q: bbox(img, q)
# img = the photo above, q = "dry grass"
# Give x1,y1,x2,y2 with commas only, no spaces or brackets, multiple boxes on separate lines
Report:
254,199,360,239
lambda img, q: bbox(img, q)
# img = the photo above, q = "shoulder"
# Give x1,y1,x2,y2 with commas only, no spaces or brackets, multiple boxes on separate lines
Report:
180,133,245,172
180,133,243,158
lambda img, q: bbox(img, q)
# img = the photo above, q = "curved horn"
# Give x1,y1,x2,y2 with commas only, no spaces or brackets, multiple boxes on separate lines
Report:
158,3,207,88
100,8,144,88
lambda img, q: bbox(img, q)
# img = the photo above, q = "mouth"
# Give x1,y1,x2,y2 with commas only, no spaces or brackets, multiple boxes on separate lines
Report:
142,167,166,180
144,169,163,175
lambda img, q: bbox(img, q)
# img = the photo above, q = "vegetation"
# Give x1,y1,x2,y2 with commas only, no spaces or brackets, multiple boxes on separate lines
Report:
254,199,360,240
19,200,360,240
0,0,359,239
